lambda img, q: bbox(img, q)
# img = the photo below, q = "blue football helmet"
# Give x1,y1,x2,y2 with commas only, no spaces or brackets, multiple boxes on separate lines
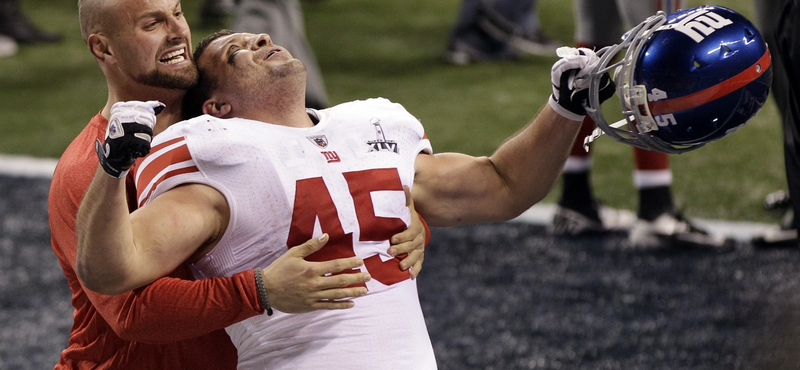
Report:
583,5,772,154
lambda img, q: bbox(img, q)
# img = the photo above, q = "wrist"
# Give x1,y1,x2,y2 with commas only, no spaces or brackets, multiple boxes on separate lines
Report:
253,268,274,316
418,214,431,247
95,139,130,179
549,95,586,121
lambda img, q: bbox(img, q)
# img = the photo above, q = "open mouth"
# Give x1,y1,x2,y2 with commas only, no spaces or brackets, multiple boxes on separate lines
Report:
160,48,187,65
266,49,280,60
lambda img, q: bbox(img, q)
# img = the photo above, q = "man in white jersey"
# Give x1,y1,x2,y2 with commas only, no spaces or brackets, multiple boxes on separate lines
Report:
77,30,615,369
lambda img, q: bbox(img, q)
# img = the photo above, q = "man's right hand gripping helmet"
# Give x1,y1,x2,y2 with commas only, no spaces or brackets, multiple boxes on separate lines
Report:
583,5,773,154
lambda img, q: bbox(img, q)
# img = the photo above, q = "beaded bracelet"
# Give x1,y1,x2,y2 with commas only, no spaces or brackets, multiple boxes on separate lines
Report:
253,269,274,316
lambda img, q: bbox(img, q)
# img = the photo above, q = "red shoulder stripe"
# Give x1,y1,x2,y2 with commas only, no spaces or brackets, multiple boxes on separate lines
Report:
151,136,186,153
136,137,196,201
138,165,200,208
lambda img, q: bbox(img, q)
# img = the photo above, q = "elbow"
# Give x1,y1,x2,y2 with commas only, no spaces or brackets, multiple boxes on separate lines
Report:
496,192,548,221
76,259,130,296
76,237,133,295
112,322,151,343
497,204,533,222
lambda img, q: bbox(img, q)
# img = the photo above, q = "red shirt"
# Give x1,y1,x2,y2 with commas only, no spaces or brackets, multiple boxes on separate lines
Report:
48,113,263,370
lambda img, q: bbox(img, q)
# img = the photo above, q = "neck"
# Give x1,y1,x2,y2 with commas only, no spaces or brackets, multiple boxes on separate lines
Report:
243,103,313,128
235,82,313,128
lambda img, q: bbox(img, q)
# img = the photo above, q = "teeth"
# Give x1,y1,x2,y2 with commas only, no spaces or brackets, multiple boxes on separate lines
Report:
164,55,185,65
161,48,186,64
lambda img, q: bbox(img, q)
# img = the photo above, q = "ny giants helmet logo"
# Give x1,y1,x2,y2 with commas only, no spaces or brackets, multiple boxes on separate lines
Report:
650,9,735,113
657,9,733,43
647,8,736,128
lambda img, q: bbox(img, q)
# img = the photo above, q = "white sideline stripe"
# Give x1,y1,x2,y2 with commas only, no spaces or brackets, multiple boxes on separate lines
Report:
513,204,773,243
0,154,58,178
0,155,773,242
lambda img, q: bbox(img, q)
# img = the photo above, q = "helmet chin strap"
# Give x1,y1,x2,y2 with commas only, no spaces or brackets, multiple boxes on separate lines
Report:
583,119,628,152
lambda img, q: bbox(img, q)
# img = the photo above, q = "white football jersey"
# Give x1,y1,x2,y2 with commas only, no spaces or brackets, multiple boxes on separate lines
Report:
135,98,436,370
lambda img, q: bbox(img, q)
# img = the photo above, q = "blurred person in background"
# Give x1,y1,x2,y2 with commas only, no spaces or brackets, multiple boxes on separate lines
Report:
444,0,559,65
0,34,17,57
0,0,60,44
0,0,60,57
751,0,799,247
199,0,235,28
550,0,734,250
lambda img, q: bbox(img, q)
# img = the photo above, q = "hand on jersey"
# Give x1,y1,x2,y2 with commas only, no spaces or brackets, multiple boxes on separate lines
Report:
95,101,166,178
260,234,372,313
388,186,426,279
549,47,616,121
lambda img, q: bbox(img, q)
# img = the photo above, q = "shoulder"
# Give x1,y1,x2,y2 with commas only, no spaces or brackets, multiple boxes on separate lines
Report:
153,115,223,145
329,98,419,125
329,97,408,113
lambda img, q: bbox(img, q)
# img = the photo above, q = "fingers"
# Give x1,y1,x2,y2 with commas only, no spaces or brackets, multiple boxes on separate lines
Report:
296,274,370,312
389,226,422,255
311,300,357,310
391,234,423,259
315,270,371,290
410,255,424,280
112,100,166,115
144,101,166,115
314,286,369,301
287,234,369,279
400,248,424,278
288,233,330,258
307,286,372,311
390,186,424,251
109,101,165,132
403,185,415,211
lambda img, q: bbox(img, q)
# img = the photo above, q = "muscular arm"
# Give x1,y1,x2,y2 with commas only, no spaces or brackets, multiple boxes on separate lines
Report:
413,103,582,226
76,166,227,295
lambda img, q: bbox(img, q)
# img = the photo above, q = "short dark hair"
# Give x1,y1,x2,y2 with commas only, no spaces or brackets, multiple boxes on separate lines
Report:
182,29,234,120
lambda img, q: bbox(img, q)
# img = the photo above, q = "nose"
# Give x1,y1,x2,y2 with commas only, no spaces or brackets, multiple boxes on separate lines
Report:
251,34,273,50
166,15,190,40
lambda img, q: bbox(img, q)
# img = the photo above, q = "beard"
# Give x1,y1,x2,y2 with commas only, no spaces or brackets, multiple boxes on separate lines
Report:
136,66,198,90
268,58,305,79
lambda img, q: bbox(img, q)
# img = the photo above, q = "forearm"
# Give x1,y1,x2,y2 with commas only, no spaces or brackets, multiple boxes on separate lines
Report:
90,269,263,343
76,166,140,294
416,104,581,226
488,103,582,211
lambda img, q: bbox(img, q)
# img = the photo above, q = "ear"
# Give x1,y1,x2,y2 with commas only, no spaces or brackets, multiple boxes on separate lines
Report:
202,100,232,118
87,34,114,64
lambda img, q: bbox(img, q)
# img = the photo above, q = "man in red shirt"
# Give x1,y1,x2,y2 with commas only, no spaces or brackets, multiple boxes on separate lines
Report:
49,0,426,368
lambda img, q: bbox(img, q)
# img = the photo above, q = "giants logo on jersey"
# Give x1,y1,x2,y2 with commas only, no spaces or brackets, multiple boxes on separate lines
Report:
657,9,733,43
321,151,341,163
